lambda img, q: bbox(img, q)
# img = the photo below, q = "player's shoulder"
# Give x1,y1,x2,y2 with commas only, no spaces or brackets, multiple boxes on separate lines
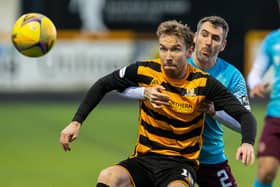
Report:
217,57,242,75
188,62,209,76
262,29,280,45
135,58,162,72
267,29,280,39
136,58,161,66
137,58,160,64
217,58,246,88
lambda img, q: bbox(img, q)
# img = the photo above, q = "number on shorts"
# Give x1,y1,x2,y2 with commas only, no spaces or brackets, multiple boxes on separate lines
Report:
217,169,232,187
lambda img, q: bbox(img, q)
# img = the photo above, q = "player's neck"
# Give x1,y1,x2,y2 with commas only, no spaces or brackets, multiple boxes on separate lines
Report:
164,63,188,80
193,56,216,70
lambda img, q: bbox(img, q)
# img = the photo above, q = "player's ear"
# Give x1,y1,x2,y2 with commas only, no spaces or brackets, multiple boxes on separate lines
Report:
193,32,198,43
186,47,193,58
220,39,227,52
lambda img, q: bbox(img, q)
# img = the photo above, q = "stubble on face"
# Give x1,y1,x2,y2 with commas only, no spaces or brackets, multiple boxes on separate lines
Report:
193,22,225,69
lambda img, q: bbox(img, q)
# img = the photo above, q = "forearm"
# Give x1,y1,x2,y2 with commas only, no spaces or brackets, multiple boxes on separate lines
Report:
72,73,119,123
213,111,241,133
247,47,270,89
119,87,145,99
238,111,257,145
220,104,256,145
206,77,257,145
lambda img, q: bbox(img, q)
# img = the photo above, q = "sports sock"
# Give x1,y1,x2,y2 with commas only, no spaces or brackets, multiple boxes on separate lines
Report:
96,182,109,187
254,178,272,187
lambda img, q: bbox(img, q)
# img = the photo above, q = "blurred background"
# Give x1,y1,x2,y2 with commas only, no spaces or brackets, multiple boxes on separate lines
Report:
0,0,279,186
0,0,279,96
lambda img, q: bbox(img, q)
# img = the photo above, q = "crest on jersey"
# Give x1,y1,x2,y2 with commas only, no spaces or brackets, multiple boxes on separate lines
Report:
184,88,196,96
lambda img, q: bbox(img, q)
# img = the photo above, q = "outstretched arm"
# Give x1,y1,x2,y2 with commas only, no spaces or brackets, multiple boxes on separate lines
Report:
206,76,257,166
247,40,272,98
59,63,139,151
59,73,119,152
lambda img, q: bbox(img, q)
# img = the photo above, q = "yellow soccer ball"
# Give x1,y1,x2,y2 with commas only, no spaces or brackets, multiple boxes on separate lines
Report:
11,13,57,57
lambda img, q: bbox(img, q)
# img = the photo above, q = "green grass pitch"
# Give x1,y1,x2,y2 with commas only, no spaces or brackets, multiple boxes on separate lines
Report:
0,100,279,187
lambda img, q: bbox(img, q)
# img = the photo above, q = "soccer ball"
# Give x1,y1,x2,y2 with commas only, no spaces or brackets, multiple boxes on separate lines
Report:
11,13,57,57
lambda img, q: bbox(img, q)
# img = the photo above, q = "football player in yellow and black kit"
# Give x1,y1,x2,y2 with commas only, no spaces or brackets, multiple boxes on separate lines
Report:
60,20,256,187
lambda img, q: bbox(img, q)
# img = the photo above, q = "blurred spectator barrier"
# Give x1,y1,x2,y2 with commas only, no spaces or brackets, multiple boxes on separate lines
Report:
0,31,157,93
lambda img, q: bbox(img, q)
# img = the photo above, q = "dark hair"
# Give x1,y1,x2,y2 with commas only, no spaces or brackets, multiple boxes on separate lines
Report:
156,20,194,49
197,16,229,40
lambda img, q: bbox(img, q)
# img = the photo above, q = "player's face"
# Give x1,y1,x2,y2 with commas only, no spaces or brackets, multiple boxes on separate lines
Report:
159,34,191,79
194,21,226,65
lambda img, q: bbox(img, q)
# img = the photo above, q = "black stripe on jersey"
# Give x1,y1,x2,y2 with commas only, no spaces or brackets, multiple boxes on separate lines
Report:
136,74,153,84
195,86,207,96
141,119,203,140
161,82,186,96
136,61,162,72
161,82,207,96
141,102,204,128
139,135,200,154
186,72,209,81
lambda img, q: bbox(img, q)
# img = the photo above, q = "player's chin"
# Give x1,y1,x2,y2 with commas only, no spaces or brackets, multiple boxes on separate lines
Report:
163,67,176,75
198,53,211,61
163,69,179,79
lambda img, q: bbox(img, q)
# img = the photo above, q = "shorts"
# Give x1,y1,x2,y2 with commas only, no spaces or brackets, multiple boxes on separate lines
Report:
257,116,280,160
118,153,196,187
196,160,237,187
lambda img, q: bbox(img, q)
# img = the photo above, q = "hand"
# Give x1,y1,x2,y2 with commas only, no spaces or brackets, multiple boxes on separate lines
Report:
197,100,215,116
235,143,255,166
144,86,170,108
59,121,81,152
249,83,270,98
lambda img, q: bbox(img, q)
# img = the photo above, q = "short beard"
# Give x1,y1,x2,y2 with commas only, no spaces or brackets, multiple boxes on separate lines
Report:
196,51,210,64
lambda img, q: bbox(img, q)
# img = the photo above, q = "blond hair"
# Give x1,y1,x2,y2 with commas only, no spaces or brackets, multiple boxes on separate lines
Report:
156,20,194,49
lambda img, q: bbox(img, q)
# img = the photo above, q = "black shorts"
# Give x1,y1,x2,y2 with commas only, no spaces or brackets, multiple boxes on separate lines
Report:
196,160,237,187
118,153,196,187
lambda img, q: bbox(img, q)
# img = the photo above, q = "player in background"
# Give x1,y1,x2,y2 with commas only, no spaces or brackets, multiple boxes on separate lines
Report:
122,16,250,187
60,20,256,187
247,10,280,187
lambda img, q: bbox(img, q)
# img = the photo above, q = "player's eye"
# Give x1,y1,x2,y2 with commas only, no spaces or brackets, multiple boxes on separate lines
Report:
212,35,221,42
171,47,181,52
160,46,167,51
200,30,208,37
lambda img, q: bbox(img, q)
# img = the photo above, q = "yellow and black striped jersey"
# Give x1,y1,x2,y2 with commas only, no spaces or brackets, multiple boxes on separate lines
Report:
73,58,257,166
128,59,209,165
